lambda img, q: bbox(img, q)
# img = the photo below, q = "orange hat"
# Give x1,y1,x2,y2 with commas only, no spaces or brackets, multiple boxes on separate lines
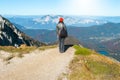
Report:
59,17,64,22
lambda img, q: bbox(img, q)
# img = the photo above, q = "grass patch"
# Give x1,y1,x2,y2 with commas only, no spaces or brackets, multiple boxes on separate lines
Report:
68,56,120,80
0,46,37,54
38,45,57,50
67,45,120,80
0,45,57,53
73,45,92,55
0,45,57,61
86,60,120,76
0,45,37,59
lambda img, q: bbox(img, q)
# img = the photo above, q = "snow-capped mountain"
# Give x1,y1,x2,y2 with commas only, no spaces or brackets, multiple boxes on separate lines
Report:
32,15,107,26
5,15,120,29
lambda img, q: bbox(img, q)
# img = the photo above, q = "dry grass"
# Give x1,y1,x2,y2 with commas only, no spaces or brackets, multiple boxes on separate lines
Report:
0,45,37,61
73,45,93,55
67,45,120,80
38,45,57,50
0,45,37,54
0,45,57,61
0,45,57,53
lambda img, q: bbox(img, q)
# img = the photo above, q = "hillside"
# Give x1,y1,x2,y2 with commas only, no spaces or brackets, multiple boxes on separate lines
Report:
0,16,43,46
0,45,120,80
67,45,120,80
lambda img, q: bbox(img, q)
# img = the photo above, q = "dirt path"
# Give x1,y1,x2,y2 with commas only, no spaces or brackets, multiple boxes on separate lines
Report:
0,47,75,80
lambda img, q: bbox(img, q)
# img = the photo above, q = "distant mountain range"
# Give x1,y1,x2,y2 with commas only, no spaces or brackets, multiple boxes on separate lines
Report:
0,15,43,46
5,15,120,29
15,22,120,43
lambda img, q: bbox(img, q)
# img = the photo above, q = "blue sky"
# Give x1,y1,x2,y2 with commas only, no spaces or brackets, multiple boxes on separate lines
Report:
0,0,120,16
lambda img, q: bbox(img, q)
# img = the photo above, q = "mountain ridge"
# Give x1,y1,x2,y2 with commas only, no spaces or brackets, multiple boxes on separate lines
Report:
6,15,120,29
0,16,43,46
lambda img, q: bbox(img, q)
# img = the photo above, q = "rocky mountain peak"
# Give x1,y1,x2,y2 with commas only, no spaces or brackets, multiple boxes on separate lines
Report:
0,16,43,47
0,15,3,21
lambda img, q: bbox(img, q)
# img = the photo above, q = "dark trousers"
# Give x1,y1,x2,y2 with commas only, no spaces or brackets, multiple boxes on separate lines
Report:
59,37,65,53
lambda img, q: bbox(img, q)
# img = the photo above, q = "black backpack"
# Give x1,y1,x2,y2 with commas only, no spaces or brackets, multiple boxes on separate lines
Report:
59,27,67,38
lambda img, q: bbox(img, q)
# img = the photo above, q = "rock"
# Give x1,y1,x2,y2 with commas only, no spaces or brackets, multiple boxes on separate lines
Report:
0,16,44,47
64,36,80,45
